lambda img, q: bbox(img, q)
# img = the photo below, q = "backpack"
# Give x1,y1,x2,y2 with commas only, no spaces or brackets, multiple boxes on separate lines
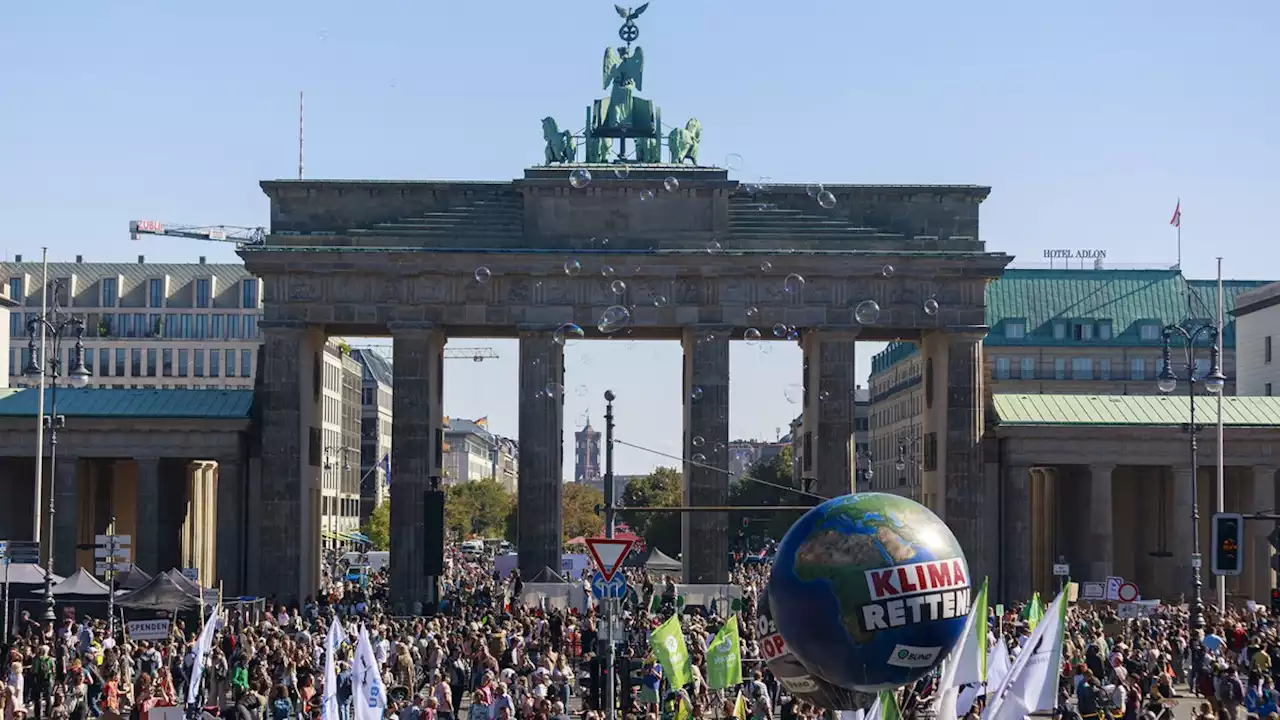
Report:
1227,677,1245,704
271,698,293,720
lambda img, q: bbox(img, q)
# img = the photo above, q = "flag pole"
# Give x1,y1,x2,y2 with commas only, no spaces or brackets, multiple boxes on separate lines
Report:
1215,256,1226,613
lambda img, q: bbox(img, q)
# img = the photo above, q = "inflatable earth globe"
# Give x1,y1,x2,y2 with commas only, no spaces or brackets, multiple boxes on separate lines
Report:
768,492,971,691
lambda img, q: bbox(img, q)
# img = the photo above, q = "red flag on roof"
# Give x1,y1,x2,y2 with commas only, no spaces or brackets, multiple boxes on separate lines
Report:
1170,200,1181,228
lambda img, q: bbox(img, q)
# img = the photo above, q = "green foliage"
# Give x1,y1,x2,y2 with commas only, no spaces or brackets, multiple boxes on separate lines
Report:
621,466,684,557
360,500,390,551
729,445,806,547
444,477,514,539
562,483,604,542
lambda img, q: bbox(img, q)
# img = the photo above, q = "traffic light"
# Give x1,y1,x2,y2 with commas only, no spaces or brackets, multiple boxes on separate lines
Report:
1211,512,1244,576
1272,588,1280,615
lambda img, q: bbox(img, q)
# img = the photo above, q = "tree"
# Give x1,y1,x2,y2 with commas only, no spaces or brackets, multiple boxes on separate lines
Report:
444,478,514,539
729,445,807,549
360,500,391,550
621,466,684,557
562,483,604,542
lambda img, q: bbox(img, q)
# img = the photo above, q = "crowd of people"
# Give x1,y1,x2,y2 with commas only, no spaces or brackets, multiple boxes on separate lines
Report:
2,546,1279,720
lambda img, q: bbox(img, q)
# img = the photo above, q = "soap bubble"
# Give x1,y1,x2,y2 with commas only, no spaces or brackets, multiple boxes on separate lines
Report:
614,166,630,179
610,279,627,294
692,436,705,448
474,267,491,283
564,259,581,276
741,181,762,195
553,322,585,346
581,354,592,365
806,183,823,198
598,305,632,334
772,323,787,338
544,382,563,397
819,390,831,401
881,264,895,277
713,442,726,454
784,384,803,404
725,153,744,170
653,295,668,307
760,260,772,272
706,239,722,254
664,177,679,192
924,297,940,316
787,325,800,340
744,327,761,345
569,169,592,189
745,306,760,321
601,265,615,277
576,384,589,397
757,176,774,191
783,273,805,294
854,300,881,325
817,190,837,209
639,189,655,202
691,386,704,401
692,453,708,465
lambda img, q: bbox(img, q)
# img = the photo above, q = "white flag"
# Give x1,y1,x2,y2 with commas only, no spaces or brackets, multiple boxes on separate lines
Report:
934,579,988,720
322,617,348,720
185,606,222,706
351,626,386,720
985,639,1012,696
984,590,1068,720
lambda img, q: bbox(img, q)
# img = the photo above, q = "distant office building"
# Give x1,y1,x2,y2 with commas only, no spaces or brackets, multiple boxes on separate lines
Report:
493,435,519,493
582,473,639,502
320,342,363,547
4,256,261,389
443,417,519,492
790,387,871,490
0,282,13,386
1232,281,1280,397
867,267,1271,501
575,417,602,485
350,348,393,521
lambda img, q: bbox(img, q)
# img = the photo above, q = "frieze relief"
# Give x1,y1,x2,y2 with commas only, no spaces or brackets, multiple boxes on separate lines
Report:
409,276,449,304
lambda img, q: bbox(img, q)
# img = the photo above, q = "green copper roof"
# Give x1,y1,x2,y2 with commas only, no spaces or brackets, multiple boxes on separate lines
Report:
0,389,253,419
993,393,1280,427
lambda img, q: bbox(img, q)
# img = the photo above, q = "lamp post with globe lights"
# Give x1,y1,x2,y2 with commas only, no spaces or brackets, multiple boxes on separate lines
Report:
854,448,873,491
22,287,92,623
1157,320,1226,686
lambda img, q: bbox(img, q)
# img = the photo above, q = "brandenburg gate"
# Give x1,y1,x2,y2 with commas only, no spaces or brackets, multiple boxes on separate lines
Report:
239,6,1011,608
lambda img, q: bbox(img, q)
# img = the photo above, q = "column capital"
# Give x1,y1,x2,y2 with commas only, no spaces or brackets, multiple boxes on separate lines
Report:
1090,463,1117,475
259,319,311,331
1253,466,1277,478
388,320,440,333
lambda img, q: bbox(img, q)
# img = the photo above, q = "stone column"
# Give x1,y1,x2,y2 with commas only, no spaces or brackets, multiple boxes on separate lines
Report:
216,457,245,593
256,321,324,603
181,463,197,570
134,456,161,573
1002,464,1032,603
919,330,987,567
389,321,446,611
800,329,859,499
682,326,730,584
1089,464,1116,582
1170,467,1196,604
52,457,78,576
517,328,565,581
1253,467,1276,603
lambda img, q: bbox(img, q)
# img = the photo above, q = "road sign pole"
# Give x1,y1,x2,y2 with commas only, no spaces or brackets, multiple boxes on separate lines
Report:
602,390,617,720
106,520,116,639
2,556,8,639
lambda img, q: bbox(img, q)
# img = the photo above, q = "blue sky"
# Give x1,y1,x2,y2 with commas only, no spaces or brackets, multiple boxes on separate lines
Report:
3,0,1276,479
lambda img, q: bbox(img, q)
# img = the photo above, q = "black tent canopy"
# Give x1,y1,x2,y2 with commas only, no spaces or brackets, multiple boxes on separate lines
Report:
115,569,215,611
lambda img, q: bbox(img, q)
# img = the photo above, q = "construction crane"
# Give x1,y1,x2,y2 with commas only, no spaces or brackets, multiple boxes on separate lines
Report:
129,220,266,246
351,345,500,363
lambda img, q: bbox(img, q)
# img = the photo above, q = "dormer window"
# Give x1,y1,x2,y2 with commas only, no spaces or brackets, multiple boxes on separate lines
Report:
1073,322,1094,341
148,278,165,308
101,277,118,308
1140,323,1161,341
195,278,211,308
1053,322,1066,340
1005,321,1026,340
1097,321,1113,340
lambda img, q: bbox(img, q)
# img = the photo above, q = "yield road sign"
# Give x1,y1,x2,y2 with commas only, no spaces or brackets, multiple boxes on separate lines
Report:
591,571,628,600
585,537,634,581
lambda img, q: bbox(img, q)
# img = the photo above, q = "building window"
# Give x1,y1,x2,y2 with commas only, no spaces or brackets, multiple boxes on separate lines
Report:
226,349,236,377
1071,358,1093,380
244,314,258,339
1099,358,1111,380
132,313,146,338
1054,358,1067,380
1194,358,1208,378
181,314,193,339
148,278,164,308
1019,357,1035,379
210,349,220,377
196,278,211,308
1267,383,1273,397
1005,322,1025,340
242,279,258,309
116,348,125,378
1140,324,1161,341
211,314,225,339
98,348,110,377
241,349,251,376
146,349,157,377
1129,357,1145,381
9,313,22,337
132,348,143,377
1073,323,1093,341
1097,322,1112,340
994,356,1011,380
1267,336,1273,364
196,314,208,339
177,349,189,377
8,277,22,301
101,277,118,308
162,349,174,377
1053,323,1065,340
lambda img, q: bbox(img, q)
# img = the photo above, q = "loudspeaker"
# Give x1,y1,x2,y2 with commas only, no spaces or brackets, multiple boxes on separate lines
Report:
423,489,446,576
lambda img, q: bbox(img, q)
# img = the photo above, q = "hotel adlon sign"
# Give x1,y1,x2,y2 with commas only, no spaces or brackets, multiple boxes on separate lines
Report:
1043,249,1107,259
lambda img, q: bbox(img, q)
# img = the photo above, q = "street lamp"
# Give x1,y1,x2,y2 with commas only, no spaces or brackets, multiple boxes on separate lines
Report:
23,291,91,623
855,448,874,490
1157,319,1225,686
323,446,353,472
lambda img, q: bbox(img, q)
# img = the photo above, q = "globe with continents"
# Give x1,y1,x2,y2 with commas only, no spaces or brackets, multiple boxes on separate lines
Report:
768,492,971,691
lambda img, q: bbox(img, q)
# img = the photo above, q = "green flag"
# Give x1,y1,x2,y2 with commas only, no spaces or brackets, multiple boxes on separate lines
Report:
878,690,901,720
650,614,693,688
705,616,743,690
1022,592,1044,631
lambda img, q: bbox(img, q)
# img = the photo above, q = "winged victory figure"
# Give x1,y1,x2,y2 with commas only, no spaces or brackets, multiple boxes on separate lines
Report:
602,44,644,130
